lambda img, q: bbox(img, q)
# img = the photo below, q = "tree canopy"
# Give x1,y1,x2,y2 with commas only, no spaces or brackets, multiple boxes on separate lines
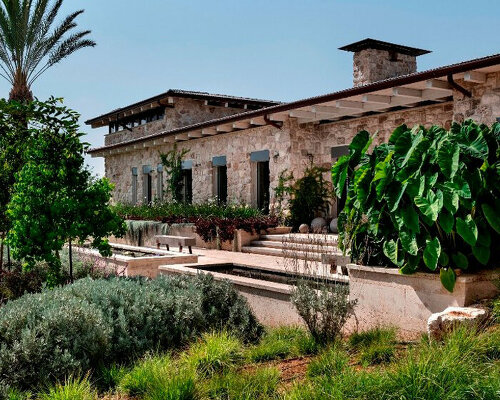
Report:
5,98,125,283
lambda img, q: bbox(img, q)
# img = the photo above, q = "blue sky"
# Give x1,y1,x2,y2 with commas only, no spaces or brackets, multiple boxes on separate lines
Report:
0,0,498,176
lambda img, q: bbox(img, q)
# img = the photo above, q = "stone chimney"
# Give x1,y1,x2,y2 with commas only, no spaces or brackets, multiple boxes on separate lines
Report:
339,39,431,87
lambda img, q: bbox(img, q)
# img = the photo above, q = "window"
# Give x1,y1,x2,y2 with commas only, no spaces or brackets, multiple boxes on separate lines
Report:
142,165,153,205
331,145,349,160
156,164,164,202
180,161,193,204
213,156,227,205
250,150,270,214
256,161,270,213
108,107,165,133
182,169,193,204
131,167,138,204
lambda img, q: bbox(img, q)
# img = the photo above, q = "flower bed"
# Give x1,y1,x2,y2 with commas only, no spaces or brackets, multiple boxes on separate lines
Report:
113,202,279,247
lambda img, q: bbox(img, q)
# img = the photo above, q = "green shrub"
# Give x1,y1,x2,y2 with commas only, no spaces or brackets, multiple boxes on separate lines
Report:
38,376,96,400
332,121,500,292
0,291,110,390
113,200,263,220
0,274,262,390
291,281,356,344
289,166,332,230
204,367,280,400
248,326,317,362
164,273,264,343
183,332,243,377
65,277,204,362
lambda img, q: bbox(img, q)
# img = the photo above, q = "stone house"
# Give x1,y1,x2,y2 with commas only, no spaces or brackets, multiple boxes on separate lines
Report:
87,39,500,216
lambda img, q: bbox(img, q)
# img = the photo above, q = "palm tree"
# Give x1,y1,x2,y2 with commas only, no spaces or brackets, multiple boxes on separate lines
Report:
0,0,95,102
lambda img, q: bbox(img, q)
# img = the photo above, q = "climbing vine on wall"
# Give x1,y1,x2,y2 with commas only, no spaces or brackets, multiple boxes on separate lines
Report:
160,143,189,202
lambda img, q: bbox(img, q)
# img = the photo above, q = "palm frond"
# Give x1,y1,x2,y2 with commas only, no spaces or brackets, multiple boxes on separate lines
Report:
30,31,94,85
0,0,95,99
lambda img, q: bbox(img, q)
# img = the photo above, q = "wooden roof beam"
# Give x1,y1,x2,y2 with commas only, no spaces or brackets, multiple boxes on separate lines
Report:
362,94,391,104
289,110,316,119
250,117,266,126
233,121,251,129
268,113,287,121
201,127,218,136
188,131,203,138
392,87,422,98
464,71,486,83
175,133,189,141
336,100,364,109
426,79,452,91
312,105,338,114
216,124,233,133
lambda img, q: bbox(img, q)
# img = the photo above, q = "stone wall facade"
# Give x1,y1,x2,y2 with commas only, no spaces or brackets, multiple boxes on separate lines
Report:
353,49,417,86
104,97,247,146
102,71,500,216
105,121,293,206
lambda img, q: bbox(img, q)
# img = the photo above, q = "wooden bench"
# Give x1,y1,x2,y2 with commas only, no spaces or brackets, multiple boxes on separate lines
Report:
155,235,196,254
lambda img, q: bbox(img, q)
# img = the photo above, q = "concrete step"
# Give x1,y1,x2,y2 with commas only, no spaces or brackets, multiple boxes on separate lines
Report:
250,240,338,254
241,245,341,262
260,233,338,246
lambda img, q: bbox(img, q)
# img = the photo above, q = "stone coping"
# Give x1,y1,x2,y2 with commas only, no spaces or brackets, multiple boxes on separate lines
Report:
74,243,193,262
347,264,500,283
159,264,294,295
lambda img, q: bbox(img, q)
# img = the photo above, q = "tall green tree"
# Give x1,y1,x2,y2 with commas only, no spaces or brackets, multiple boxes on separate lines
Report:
0,98,42,270
0,0,95,102
6,98,125,284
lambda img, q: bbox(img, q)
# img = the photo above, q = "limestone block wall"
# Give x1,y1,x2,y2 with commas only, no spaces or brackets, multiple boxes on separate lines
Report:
453,71,500,125
353,49,417,87
105,121,292,206
104,98,247,146
288,102,455,182
103,71,500,211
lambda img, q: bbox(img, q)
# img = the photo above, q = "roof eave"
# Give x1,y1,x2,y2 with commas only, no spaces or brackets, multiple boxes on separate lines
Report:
87,53,500,156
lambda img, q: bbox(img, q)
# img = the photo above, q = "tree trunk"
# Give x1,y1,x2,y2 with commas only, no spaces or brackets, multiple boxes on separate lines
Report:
69,239,73,283
9,70,33,103
6,245,10,270
0,232,4,272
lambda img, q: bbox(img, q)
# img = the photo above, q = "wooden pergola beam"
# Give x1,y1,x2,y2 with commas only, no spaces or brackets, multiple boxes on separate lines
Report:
464,71,486,83
201,127,218,136
392,87,423,98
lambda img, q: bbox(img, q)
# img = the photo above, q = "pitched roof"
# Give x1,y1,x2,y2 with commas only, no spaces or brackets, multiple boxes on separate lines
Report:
339,38,431,57
85,89,282,126
88,52,500,155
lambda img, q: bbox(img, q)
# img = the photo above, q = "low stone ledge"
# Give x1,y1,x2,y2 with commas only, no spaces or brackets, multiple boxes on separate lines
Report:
347,263,499,339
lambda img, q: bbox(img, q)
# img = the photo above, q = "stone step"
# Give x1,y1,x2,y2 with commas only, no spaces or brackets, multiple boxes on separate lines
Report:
250,240,339,254
259,233,338,246
241,246,335,262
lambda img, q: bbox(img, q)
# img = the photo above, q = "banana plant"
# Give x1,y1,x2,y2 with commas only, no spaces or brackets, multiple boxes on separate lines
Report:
332,120,500,292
